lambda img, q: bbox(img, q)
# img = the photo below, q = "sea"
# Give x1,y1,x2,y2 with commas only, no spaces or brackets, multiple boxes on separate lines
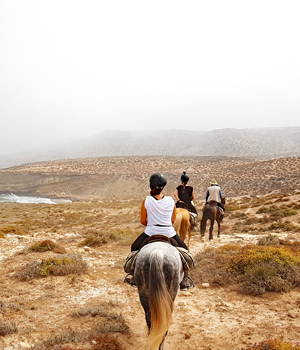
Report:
0,193,72,204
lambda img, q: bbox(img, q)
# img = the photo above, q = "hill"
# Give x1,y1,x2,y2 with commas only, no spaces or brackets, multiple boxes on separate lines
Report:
0,156,299,201
1,127,300,168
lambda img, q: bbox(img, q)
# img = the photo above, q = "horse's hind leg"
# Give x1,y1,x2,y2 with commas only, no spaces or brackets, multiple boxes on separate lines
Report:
217,220,221,238
139,295,151,330
209,219,214,240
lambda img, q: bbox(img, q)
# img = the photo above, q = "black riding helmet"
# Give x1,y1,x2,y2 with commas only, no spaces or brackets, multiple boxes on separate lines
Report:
149,173,167,190
181,171,189,183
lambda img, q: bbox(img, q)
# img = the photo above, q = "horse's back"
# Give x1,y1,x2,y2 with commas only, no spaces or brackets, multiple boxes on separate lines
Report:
175,207,190,220
135,242,183,297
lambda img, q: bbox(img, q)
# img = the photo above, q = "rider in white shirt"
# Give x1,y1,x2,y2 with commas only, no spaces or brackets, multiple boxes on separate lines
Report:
125,173,194,290
205,179,225,213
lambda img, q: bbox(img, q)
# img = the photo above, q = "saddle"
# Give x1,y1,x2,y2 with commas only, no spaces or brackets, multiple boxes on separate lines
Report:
124,234,194,274
206,201,224,216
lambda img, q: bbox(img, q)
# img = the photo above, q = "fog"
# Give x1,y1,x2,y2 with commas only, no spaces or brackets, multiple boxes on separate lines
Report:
1,1,300,155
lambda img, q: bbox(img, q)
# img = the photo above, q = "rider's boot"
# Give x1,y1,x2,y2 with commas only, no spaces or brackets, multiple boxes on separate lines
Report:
124,273,137,287
180,271,195,291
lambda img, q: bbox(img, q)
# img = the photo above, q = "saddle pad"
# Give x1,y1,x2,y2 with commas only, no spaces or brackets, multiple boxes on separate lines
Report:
176,247,194,271
124,247,195,274
218,207,224,216
190,212,198,219
124,250,139,274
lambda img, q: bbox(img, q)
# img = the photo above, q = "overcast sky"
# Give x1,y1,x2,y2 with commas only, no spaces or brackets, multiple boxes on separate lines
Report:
1,1,300,155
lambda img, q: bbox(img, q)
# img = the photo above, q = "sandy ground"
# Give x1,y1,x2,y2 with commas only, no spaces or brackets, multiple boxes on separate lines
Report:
1,197,300,350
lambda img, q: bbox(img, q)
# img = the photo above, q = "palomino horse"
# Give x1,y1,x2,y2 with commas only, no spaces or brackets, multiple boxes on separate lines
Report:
173,208,191,248
200,198,225,240
134,241,184,350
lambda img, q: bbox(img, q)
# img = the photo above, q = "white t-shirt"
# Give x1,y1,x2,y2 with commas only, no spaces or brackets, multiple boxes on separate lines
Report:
207,185,221,202
144,195,177,238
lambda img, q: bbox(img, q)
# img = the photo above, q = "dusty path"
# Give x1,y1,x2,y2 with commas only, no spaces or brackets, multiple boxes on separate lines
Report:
1,199,300,350
113,233,300,350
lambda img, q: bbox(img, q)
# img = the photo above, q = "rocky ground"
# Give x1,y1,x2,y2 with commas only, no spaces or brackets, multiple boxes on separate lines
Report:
1,156,300,349
1,188,300,349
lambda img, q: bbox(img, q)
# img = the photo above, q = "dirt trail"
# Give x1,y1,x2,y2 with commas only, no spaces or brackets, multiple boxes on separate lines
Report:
1,197,300,350
115,233,300,350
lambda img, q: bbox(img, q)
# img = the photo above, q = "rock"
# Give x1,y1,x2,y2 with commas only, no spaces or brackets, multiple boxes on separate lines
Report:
15,342,31,350
177,301,187,306
83,246,92,251
91,340,97,345
288,311,298,319
202,283,210,288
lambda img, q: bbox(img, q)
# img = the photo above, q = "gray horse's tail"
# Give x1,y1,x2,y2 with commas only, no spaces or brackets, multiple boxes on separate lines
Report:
143,249,173,350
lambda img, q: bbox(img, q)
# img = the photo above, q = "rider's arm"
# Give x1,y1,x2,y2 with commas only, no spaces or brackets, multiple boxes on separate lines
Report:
191,189,195,201
205,190,209,201
219,189,223,198
171,205,176,224
174,189,180,202
140,199,147,226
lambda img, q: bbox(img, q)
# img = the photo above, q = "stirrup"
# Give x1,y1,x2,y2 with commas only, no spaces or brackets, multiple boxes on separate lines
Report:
180,276,195,291
124,274,137,287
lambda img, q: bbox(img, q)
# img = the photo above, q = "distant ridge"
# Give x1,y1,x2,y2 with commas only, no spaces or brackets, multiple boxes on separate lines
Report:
1,127,300,168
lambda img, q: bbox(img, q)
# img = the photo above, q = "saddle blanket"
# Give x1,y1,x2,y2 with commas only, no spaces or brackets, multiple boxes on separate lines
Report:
124,247,194,274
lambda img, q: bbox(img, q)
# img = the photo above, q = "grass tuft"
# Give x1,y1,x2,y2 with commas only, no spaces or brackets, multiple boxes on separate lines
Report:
14,254,88,281
28,239,66,253
80,230,119,247
0,321,18,336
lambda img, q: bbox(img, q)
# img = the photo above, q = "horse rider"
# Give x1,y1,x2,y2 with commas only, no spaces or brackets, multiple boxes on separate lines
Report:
174,171,198,229
125,172,194,290
205,179,225,216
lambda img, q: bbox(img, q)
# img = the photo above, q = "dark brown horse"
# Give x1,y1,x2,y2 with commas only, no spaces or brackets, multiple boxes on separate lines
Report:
200,198,225,240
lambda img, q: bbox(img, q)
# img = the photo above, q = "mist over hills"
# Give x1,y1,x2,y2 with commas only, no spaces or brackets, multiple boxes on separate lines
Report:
1,127,300,169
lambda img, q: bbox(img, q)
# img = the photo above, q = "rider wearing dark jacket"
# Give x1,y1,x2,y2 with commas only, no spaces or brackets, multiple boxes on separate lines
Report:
175,172,198,215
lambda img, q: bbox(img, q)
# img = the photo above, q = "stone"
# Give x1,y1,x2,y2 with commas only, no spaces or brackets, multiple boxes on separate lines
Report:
202,283,210,288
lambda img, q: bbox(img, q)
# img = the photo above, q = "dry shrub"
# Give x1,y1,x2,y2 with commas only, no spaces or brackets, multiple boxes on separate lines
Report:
28,239,66,253
0,321,18,336
91,334,125,350
31,314,129,349
239,339,300,349
226,205,240,212
72,306,114,318
80,231,118,247
280,239,300,249
0,226,22,235
257,206,297,218
269,221,300,232
0,301,21,312
190,247,238,287
230,211,247,219
191,244,300,295
0,232,5,239
258,235,280,246
14,254,88,281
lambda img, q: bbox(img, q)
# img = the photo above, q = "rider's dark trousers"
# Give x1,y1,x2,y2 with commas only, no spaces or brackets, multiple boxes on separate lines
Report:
131,232,188,251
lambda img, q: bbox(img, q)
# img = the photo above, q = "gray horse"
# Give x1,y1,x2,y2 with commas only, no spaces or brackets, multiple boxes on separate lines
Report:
134,242,184,350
